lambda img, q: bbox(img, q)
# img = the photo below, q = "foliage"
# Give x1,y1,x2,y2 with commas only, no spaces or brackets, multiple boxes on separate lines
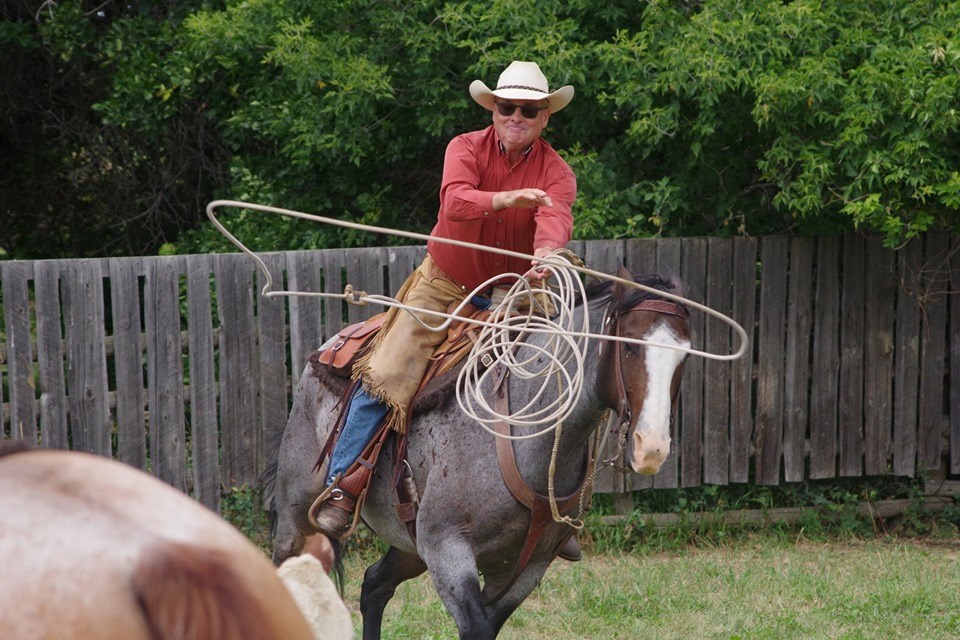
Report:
221,484,272,552
3,0,959,259
585,477,960,554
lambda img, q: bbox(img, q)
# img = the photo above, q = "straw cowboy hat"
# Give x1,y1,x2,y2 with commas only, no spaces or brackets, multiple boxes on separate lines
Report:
469,61,574,114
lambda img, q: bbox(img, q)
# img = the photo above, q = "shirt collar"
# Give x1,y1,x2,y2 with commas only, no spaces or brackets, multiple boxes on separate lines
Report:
498,139,534,157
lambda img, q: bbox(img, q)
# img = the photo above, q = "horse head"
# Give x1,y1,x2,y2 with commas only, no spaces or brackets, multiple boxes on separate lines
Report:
597,265,691,475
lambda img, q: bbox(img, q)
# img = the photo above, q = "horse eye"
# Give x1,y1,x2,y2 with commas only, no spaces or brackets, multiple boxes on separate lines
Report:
623,343,635,355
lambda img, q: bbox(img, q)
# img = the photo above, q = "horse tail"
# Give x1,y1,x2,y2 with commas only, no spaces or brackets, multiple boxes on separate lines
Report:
132,542,279,640
260,457,280,540
330,538,346,596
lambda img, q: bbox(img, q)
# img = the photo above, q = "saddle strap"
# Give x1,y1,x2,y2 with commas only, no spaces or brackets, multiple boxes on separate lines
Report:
486,375,593,604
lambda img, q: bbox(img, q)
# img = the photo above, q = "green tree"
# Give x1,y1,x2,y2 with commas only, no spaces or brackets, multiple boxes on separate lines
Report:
2,0,957,259
1,1,227,258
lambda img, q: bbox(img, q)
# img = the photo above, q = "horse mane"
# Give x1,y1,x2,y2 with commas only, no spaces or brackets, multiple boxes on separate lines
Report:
132,542,279,640
581,272,684,314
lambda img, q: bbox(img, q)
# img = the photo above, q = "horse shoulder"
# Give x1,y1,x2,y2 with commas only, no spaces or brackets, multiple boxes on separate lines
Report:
132,541,316,640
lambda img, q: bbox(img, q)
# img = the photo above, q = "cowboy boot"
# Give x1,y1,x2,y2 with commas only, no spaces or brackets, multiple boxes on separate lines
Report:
311,454,377,541
312,486,359,540
557,535,582,562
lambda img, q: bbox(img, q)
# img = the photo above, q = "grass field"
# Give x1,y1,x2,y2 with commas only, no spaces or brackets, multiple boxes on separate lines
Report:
221,481,960,638
339,537,960,639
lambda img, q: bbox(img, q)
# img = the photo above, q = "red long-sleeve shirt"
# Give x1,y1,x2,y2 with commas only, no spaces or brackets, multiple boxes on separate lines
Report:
426,126,576,292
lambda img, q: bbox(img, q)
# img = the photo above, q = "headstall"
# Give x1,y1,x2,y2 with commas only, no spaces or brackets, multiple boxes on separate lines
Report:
601,297,689,466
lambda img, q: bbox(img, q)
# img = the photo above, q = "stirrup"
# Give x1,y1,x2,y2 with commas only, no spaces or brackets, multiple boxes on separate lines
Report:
309,475,369,541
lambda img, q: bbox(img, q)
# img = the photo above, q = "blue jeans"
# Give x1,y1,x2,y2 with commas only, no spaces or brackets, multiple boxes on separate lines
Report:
325,385,389,485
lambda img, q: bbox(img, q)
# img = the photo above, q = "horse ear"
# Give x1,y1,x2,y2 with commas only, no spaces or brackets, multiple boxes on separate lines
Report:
613,262,633,299
665,273,684,299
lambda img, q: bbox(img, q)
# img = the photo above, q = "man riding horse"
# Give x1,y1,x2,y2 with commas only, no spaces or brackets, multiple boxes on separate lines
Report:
312,61,580,562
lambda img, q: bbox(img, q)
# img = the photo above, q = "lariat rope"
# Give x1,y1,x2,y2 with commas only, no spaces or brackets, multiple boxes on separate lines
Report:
206,200,748,362
206,200,747,527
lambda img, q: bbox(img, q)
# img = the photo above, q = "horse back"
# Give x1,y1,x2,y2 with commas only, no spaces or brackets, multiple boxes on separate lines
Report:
0,449,317,640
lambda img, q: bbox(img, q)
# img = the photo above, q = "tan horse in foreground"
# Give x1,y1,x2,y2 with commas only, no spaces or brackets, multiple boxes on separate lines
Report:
0,443,347,640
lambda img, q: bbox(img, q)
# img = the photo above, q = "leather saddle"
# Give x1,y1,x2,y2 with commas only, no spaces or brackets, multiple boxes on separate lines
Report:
309,300,494,394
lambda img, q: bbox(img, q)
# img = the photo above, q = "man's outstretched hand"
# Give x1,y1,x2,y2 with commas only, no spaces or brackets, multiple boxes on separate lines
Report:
493,188,553,210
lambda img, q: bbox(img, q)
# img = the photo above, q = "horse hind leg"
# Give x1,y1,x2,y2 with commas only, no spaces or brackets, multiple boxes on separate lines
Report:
360,546,427,640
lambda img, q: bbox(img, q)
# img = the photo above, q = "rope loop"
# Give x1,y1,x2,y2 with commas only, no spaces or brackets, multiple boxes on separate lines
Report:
343,284,367,306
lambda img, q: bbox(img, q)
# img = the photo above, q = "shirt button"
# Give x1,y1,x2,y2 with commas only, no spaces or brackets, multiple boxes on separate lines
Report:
483,211,490,216
498,219,503,223
495,242,501,246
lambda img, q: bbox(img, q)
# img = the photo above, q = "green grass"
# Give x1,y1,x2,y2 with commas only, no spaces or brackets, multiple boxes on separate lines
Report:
221,480,960,638
339,537,960,639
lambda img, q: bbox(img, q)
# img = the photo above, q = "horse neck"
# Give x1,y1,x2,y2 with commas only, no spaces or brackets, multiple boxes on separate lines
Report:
508,297,611,486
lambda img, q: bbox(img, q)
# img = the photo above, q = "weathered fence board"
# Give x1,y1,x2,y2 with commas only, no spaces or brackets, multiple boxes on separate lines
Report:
809,237,840,479
215,254,258,488
108,257,147,468
918,232,950,472
347,247,387,324
2,234,958,512
729,237,757,483
952,235,960,475
863,238,895,475
322,249,347,340
287,250,325,382
62,260,111,456
257,252,289,480
34,261,68,450
755,236,788,485
2,261,35,441
145,257,186,490
186,254,220,510
678,238,705,489
703,237,732,486
893,241,921,477
783,237,813,482
839,235,866,477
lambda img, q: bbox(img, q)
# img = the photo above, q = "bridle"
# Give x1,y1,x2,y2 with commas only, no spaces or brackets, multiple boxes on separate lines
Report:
600,297,689,470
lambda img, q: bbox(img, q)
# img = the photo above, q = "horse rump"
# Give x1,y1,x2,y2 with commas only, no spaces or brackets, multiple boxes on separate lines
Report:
132,541,278,640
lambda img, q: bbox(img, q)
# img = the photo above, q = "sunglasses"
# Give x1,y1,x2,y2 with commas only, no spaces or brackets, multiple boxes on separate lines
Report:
494,101,549,119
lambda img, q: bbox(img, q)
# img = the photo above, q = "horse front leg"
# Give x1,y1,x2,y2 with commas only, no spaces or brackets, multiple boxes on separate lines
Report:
484,557,554,636
360,546,427,640
420,535,496,640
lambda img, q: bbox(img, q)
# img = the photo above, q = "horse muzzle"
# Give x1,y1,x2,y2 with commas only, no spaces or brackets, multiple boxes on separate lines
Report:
630,429,671,475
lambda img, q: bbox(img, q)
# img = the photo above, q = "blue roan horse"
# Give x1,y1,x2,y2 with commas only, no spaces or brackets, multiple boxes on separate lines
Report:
268,267,691,639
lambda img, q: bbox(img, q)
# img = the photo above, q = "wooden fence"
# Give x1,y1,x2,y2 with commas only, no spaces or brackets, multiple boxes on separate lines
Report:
1,234,958,514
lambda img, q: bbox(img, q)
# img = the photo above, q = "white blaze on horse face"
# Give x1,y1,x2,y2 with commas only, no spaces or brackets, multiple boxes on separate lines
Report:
631,322,690,475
